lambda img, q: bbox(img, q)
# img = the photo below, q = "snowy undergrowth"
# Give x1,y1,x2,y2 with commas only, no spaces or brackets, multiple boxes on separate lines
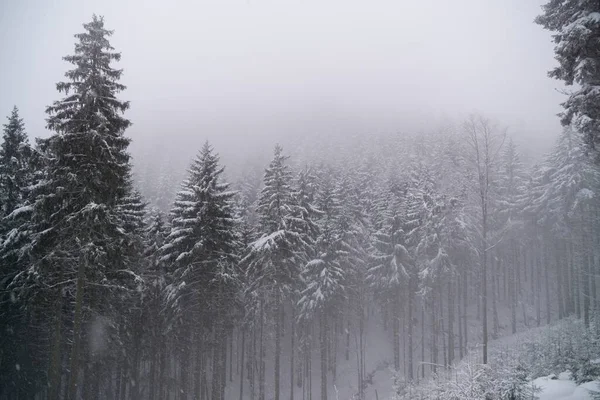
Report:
391,318,600,400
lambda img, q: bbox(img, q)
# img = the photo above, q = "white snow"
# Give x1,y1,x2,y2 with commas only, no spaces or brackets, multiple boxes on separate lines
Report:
533,374,600,400
7,204,32,218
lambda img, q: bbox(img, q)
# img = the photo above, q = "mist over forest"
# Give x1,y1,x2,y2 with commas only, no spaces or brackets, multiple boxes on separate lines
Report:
2,1,600,400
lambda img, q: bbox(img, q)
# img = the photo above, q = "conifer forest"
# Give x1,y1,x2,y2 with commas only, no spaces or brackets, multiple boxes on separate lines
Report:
3,1,600,399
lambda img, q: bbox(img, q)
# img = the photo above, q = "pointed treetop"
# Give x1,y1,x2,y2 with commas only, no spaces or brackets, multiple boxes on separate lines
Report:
46,14,130,136
2,106,27,142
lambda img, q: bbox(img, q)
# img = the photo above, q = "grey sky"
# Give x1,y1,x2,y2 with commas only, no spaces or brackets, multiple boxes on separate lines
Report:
1,0,563,171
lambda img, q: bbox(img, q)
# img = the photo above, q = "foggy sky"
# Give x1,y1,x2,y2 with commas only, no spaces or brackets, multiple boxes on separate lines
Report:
0,0,564,173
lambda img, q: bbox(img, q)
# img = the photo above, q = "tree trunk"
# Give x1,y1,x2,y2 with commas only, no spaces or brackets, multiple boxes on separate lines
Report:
48,281,64,400
421,302,425,379
320,311,328,400
511,246,517,334
463,265,468,358
211,322,224,400
290,308,295,400
492,257,499,338
259,299,265,400
583,229,591,328
68,259,86,400
482,214,488,364
544,241,551,325
393,286,400,371
275,297,282,400
239,329,245,400
431,293,437,375
407,285,414,381
194,329,202,400
458,274,463,360
447,279,454,366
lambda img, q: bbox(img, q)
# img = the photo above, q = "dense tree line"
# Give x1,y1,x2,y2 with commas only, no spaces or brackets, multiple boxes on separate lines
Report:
1,7,600,400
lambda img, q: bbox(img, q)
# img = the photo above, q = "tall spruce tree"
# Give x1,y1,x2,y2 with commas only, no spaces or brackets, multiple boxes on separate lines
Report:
244,145,306,400
536,0,600,152
0,107,32,217
0,107,41,400
2,16,138,399
161,142,239,400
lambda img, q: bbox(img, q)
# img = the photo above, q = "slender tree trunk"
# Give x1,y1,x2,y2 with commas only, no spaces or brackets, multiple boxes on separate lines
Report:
180,324,191,400
250,325,256,400
583,226,591,328
130,316,142,400
393,286,400,371
345,320,350,362
211,322,224,400
220,329,227,400
194,329,202,400
421,302,425,379
296,320,303,389
115,360,122,400
536,242,542,327
48,280,63,400
431,293,437,375
320,311,328,400
158,336,167,400
457,274,463,360
275,296,282,400
149,331,157,400
230,330,234,383
492,257,499,338
259,299,265,400
463,265,468,358
239,329,245,400
544,241,551,325
119,356,128,400
447,279,454,366
511,246,517,334
290,307,295,400
68,259,86,400
407,284,414,381
573,239,581,319
482,216,488,364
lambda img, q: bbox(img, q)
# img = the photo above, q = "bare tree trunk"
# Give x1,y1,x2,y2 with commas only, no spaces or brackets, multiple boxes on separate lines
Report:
275,297,282,400
149,334,157,400
536,243,542,327
407,284,414,381
239,329,245,400
511,246,517,334
583,222,591,328
421,302,425,379
119,356,128,400
180,325,191,400
68,259,86,400
194,329,202,400
482,228,488,364
544,241,552,325
431,293,437,375
345,320,350,362
290,307,295,400
492,257,499,338
259,300,265,400
463,267,468,358
393,286,400,371
230,330,234,382
447,279,454,366
320,312,328,400
458,274,463,360
48,277,63,400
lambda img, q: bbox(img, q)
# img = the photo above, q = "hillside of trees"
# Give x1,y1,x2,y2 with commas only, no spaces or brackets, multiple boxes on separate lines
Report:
2,2,600,399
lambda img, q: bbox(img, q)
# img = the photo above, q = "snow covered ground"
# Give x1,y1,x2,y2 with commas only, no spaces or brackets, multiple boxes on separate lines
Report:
533,373,599,400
